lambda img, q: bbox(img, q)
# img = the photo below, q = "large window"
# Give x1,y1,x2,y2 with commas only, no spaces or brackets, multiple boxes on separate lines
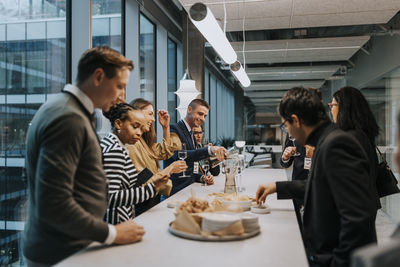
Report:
139,14,156,104
0,0,66,265
206,69,235,143
167,38,177,123
92,0,122,52
359,67,400,222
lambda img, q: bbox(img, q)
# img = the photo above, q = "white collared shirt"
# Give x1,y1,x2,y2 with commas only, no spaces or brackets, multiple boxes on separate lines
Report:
63,84,94,114
182,119,211,155
63,84,117,245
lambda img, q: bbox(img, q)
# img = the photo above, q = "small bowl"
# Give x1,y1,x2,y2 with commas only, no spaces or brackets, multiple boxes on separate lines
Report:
167,201,181,209
251,205,271,214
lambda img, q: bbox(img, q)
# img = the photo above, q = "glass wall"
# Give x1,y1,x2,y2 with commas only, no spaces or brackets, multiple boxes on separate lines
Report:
358,67,400,222
139,14,156,104
167,38,177,123
205,69,235,143
0,0,66,265
92,0,122,52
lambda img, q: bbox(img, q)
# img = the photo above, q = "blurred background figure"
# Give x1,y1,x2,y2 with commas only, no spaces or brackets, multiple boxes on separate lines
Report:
192,124,220,177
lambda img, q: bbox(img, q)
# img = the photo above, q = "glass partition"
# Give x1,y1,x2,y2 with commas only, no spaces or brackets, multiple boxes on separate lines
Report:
0,0,66,265
139,14,156,104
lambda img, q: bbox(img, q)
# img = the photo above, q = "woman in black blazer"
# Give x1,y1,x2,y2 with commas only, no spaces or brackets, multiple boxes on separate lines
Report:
330,86,381,209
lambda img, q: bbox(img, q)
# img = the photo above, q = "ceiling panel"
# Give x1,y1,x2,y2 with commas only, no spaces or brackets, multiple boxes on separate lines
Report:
246,90,287,98
232,36,370,63
179,0,400,31
247,65,341,81
245,80,326,91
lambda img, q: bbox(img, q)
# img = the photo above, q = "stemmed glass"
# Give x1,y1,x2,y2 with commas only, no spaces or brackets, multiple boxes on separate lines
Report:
236,156,245,192
178,143,190,178
201,160,210,186
288,136,301,157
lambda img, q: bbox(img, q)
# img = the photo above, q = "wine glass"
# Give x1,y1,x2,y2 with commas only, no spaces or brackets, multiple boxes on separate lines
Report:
202,160,210,186
288,135,301,157
236,155,245,192
235,141,246,155
178,143,189,178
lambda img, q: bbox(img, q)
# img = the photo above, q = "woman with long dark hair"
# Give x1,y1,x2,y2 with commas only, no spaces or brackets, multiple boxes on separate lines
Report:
330,86,381,208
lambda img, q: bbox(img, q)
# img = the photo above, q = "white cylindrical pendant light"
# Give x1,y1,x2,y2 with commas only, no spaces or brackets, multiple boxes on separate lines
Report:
189,3,237,64
230,61,251,87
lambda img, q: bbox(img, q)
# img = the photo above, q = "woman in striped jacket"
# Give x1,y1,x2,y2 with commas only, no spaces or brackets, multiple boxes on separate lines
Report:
101,103,187,224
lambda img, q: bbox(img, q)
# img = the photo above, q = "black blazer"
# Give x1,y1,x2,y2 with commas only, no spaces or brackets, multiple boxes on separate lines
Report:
164,120,210,194
277,123,377,267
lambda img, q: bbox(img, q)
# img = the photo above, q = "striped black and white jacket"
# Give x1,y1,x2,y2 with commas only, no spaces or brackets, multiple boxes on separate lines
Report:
100,133,156,224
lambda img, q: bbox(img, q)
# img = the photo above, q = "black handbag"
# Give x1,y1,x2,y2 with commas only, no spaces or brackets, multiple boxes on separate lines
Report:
376,147,400,197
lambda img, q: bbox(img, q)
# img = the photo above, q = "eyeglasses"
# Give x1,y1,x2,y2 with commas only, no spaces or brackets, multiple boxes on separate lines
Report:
193,131,203,135
328,103,338,109
280,119,288,133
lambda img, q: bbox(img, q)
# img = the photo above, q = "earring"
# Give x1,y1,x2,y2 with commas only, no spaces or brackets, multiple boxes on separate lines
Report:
117,128,121,133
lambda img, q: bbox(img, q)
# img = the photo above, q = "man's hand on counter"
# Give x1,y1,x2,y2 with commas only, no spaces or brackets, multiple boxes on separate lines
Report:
256,183,277,205
114,220,145,244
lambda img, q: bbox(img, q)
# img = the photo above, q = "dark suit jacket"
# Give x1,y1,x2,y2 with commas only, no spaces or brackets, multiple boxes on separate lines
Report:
280,135,309,181
164,120,210,194
276,122,377,267
23,91,109,264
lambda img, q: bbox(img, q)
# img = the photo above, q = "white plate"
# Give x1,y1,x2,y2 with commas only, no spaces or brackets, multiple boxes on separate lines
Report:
169,223,261,241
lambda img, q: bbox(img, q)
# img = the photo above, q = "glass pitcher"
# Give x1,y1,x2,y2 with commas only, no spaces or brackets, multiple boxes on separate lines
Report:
222,157,239,194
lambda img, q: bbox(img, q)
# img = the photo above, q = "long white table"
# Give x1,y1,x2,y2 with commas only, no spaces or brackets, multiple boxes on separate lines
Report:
57,168,308,267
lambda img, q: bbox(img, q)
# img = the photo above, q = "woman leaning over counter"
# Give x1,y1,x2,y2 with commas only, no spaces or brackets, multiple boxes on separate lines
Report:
101,103,174,223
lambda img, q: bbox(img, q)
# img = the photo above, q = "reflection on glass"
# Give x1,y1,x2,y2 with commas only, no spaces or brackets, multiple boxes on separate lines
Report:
0,1,66,265
92,0,121,52
167,38,177,123
140,14,156,104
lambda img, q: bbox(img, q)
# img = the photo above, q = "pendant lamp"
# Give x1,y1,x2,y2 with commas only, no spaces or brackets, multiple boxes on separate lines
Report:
175,69,201,119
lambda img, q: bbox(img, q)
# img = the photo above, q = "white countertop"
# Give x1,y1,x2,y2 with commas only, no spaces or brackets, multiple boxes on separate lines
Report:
57,168,308,267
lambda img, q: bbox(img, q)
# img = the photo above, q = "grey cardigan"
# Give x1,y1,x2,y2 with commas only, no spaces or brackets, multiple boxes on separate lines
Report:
23,91,109,265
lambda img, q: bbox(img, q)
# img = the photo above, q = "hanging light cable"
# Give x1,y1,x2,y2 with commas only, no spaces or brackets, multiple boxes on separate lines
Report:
230,1,251,88
189,2,237,64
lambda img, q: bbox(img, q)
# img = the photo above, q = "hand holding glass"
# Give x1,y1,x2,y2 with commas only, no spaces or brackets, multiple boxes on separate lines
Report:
289,136,301,157
178,143,189,178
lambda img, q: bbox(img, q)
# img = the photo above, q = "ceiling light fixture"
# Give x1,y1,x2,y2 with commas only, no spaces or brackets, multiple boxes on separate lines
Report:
230,61,251,87
175,14,201,119
189,3,237,64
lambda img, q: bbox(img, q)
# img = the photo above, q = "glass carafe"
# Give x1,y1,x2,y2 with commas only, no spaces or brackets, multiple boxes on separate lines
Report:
222,157,238,194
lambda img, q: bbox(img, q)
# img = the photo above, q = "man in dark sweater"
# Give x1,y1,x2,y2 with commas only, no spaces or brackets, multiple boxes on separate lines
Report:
23,47,145,266
256,87,377,267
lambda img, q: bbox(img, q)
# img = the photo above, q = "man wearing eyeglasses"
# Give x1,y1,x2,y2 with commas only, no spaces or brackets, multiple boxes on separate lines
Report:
256,87,377,267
